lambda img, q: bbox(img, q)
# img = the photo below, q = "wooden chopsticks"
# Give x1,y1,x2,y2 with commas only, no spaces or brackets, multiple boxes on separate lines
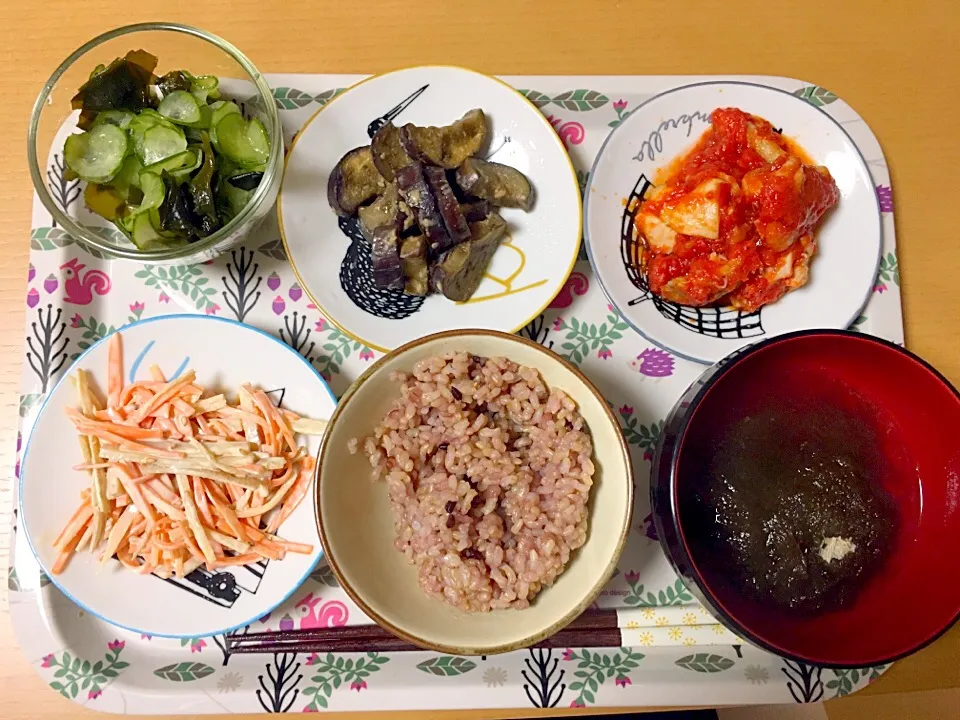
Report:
226,608,622,655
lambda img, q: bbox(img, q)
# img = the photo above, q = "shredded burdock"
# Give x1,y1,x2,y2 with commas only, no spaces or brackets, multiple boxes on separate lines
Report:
52,331,327,577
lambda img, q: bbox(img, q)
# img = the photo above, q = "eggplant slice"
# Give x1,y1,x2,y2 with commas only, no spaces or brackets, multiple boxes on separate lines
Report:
370,123,413,182
358,184,414,241
424,166,471,245
394,162,452,254
399,109,487,169
327,146,387,217
430,213,508,302
455,157,534,211
370,219,404,290
400,235,429,296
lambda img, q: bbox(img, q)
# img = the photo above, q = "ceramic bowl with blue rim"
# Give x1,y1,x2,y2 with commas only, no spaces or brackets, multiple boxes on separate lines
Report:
18,314,334,638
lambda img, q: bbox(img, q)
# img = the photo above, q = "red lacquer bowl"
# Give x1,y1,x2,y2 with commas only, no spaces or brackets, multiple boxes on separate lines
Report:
650,330,960,667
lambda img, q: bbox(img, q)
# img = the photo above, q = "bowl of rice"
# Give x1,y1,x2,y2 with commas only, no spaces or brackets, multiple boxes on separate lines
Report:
315,329,633,654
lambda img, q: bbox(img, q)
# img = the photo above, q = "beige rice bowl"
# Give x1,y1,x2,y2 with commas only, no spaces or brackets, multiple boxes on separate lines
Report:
351,352,595,612
316,330,632,654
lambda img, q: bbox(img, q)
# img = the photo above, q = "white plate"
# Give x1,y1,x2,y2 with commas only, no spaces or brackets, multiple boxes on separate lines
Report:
584,81,881,364
279,66,582,352
18,315,334,638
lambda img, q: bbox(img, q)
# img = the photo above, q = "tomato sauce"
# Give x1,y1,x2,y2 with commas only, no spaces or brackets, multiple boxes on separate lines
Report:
634,108,839,311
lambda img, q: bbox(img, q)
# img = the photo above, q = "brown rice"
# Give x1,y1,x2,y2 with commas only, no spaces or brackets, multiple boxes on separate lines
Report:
352,351,595,611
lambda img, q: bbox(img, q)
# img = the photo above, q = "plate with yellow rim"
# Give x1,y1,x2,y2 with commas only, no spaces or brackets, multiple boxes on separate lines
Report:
278,65,582,352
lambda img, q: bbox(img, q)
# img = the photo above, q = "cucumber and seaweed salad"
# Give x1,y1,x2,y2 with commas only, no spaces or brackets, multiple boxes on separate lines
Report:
63,50,271,250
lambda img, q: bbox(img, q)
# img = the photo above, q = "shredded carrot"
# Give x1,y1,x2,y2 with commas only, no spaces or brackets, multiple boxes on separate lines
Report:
52,330,326,577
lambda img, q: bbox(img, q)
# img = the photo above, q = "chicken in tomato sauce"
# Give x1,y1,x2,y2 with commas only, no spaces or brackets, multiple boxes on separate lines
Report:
633,107,839,312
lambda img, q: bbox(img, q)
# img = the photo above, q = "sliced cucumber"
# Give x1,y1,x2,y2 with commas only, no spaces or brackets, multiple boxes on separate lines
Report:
129,211,170,250
208,101,242,149
190,75,220,104
215,114,270,167
111,155,144,200
171,148,203,181
63,124,128,183
158,90,202,125
125,170,166,220
136,124,187,166
92,110,135,129
143,149,197,176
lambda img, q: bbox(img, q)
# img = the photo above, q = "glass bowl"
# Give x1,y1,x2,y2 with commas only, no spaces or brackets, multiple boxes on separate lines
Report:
28,23,282,265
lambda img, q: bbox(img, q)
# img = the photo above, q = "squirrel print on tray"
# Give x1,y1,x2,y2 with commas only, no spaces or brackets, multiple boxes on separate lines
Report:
60,258,111,305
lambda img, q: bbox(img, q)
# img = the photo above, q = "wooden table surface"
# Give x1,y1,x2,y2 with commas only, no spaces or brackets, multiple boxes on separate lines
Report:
1,1,958,718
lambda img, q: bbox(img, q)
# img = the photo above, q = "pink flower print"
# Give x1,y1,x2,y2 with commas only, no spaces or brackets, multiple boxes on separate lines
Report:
129,301,145,315
267,272,281,291
552,317,564,331
315,318,327,332
632,347,675,378
289,283,303,302
190,638,206,653
618,405,633,418
26,288,39,308
570,700,586,708
597,348,612,360
28,263,36,283
307,302,317,310
88,689,102,700
624,570,640,586
70,313,83,328
607,303,614,312
41,654,55,668
16,432,21,453
877,185,893,213
279,613,295,632
205,303,220,316
140,634,152,640
562,648,574,662
643,449,654,462
259,612,272,624
108,639,125,652
874,283,888,294
302,706,319,712
44,273,59,294
306,653,320,666
272,296,286,315
350,680,367,692
359,348,375,361
158,292,170,303
613,99,629,112
615,674,631,688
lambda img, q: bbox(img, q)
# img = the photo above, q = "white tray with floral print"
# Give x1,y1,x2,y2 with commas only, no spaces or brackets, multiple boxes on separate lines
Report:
9,74,902,714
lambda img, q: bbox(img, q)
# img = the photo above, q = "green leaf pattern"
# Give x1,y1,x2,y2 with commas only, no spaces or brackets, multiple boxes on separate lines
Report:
827,665,887,697
258,238,288,261
624,577,694,608
31,227,74,252
302,652,389,711
70,315,116,360
792,86,839,107
618,411,663,457
44,641,129,700
675,653,735,673
566,648,644,706
134,264,219,312
272,87,345,110
877,252,900,286
313,322,366,378
555,308,629,365
415,656,476,677
153,662,215,682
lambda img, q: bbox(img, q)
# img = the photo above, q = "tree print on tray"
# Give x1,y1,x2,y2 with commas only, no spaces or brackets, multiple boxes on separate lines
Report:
26,304,70,393
623,575,693,607
522,648,566,708
553,306,629,364
278,312,373,383
46,153,82,223
562,648,643,707
220,246,263,322
782,660,824,703
256,653,303,713
42,639,129,700
301,653,389,711
135,264,219,313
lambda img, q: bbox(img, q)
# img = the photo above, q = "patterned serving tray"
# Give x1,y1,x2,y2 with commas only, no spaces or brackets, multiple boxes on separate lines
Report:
8,74,902,714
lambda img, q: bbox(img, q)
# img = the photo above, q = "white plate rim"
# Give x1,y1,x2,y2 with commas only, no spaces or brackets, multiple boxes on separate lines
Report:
583,79,882,364
277,64,583,353
17,313,335,639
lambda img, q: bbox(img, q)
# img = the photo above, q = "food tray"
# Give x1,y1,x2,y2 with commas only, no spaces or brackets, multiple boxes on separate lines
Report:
9,74,901,714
